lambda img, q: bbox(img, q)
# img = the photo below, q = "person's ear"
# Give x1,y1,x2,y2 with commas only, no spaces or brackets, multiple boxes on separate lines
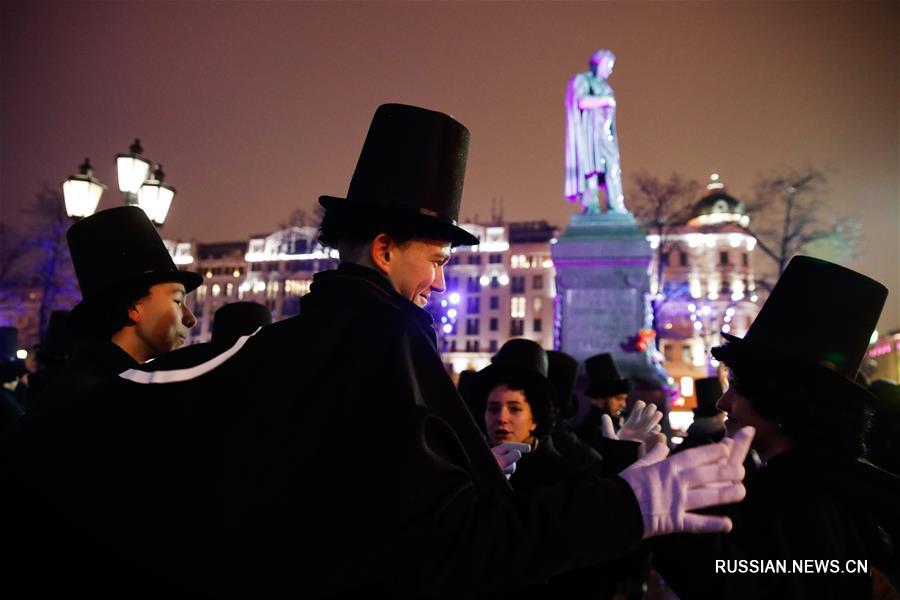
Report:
126,302,143,325
370,233,394,274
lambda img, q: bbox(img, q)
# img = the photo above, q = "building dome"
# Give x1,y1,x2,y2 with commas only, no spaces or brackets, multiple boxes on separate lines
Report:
687,174,749,227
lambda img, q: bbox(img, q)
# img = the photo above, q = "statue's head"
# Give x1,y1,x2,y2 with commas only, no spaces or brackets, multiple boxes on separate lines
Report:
589,49,616,79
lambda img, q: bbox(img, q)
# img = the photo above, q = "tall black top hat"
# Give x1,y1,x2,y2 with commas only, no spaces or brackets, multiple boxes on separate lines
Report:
211,302,272,347
319,103,479,247
693,377,724,418
67,206,203,328
476,339,555,403
547,350,579,418
712,256,887,401
585,353,631,398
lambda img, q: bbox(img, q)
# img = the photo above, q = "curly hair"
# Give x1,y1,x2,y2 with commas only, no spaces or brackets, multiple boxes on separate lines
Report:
482,372,557,440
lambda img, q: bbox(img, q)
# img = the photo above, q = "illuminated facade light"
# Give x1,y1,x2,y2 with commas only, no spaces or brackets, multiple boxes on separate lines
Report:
690,279,702,298
137,165,176,226
115,138,152,194
729,234,742,248
16,349,27,360
680,376,695,397
725,307,735,316
708,292,719,300
447,308,458,319
701,305,711,316
722,324,731,334
693,321,702,330
498,274,510,286
449,293,460,305
687,303,696,313
442,324,453,334
479,275,490,286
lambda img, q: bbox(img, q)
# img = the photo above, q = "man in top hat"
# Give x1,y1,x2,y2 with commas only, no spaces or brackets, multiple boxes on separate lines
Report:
12,104,753,598
577,353,664,469
654,256,900,598
672,377,727,454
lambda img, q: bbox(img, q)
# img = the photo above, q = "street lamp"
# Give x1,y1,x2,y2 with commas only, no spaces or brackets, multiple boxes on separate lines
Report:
62,138,177,226
62,158,106,220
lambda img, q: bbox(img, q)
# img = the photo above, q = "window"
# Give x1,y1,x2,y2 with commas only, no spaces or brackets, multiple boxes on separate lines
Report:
681,345,692,364
679,252,689,267
465,340,480,352
449,255,461,266
511,276,526,293
489,296,500,310
663,343,674,362
489,254,503,264
532,275,543,290
467,254,482,265
510,319,525,336
450,340,457,352
466,318,480,335
719,251,729,266
533,318,542,332
510,297,526,318
489,340,498,353
446,276,459,291
467,277,480,292
490,276,499,289
661,252,670,267
742,253,749,267
489,317,498,331
533,297,543,313
467,297,480,314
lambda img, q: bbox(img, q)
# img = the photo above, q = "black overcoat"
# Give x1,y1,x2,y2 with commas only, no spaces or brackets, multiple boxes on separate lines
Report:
3,265,645,598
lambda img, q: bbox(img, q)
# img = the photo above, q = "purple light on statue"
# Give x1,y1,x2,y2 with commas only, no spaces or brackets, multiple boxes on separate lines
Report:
442,323,453,334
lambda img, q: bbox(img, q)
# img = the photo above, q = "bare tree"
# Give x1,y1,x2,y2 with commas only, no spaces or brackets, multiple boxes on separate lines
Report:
279,203,327,230
0,223,28,287
629,172,701,335
19,186,79,342
739,166,859,282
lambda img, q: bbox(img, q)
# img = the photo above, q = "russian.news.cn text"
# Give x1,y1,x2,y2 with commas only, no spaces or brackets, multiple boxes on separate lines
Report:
715,560,868,575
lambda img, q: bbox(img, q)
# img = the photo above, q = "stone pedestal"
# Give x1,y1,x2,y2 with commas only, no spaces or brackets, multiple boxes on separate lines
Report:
551,211,656,381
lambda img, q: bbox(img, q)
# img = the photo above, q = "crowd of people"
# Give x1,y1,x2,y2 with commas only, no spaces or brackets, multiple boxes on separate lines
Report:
0,103,897,598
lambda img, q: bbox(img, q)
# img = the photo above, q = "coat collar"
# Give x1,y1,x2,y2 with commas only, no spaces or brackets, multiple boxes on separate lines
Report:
310,263,435,333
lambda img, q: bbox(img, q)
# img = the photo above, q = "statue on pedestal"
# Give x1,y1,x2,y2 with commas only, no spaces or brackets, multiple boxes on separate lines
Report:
565,49,626,215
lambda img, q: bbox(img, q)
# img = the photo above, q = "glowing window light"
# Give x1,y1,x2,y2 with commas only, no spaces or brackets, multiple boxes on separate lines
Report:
747,238,757,251
16,349,27,360
447,308,458,319
687,235,700,248
690,279,702,299
729,235,742,248
731,292,744,301
680,376,695,397
708,292,719,300
705,236,716,248
449,293,461,305
212,284,221,297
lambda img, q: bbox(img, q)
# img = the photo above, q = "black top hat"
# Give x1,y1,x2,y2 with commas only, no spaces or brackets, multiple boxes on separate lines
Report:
547,350,579,418
67,207,202,329
693,377,724,418
712,256,887,402
319,103,479,247
211,302,272,347
584,353,631,398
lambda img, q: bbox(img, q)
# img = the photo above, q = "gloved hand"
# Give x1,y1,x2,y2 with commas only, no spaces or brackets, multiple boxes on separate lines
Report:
490,442,532,479
619,426,755,539
601,400,666,446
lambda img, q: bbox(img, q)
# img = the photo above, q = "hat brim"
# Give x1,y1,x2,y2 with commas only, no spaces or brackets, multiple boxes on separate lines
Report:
319,196,479,247
69,269,204,333
586,378,632,399
472,363,557,414
712,335,876,405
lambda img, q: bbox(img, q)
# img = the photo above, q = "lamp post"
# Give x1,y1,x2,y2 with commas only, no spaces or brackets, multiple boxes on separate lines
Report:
62,138,177,226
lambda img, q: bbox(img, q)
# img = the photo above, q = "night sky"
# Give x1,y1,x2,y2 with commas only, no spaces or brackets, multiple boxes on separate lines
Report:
2,1,897,332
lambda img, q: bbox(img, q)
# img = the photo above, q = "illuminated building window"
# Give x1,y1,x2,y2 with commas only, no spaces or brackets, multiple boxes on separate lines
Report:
511,297,526,318
533,297,543,313
212,284,221,297
226,283,234,297
197,285,207,300
681,345,692,364
510,319,525,336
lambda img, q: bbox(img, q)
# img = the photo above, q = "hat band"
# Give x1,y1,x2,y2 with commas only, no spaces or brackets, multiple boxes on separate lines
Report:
416,207,457,226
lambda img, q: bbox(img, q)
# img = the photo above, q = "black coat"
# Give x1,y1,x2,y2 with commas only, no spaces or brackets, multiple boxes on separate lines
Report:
653,451,900,599
3,265,644,598
575,406,641,475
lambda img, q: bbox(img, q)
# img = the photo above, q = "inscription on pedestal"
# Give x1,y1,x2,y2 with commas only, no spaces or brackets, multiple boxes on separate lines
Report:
563,288,639,357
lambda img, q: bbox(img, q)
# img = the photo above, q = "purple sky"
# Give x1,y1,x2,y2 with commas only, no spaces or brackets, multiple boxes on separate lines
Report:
2,1,897,332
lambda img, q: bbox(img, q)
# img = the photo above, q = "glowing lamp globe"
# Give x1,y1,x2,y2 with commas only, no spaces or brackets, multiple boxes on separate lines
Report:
115,138,152,194
137,165,176,226
62,158,106,219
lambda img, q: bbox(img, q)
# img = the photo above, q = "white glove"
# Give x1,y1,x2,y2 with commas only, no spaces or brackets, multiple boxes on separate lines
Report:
490,442,532,479
619,426,755,538
601,400,665,446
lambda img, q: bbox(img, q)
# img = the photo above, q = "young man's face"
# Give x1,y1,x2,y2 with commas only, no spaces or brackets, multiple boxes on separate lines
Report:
382,238,451,308
484,384,537,446
130,282,197,356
